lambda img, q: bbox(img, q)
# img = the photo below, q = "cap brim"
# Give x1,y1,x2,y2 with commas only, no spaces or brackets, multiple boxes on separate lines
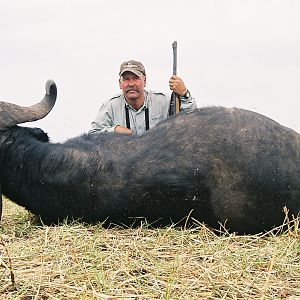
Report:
119,68,143,76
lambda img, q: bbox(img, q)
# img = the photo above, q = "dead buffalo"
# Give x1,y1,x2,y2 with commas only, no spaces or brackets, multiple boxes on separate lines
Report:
0,80,300,234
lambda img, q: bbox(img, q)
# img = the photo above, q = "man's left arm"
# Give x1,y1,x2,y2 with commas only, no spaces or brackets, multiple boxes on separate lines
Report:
179,93,197,113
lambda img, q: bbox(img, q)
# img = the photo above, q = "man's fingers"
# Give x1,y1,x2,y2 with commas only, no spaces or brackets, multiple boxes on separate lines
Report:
169,75,186,95
114,125,133,135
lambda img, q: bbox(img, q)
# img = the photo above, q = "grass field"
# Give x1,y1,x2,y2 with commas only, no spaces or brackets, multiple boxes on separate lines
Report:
1,197,300,300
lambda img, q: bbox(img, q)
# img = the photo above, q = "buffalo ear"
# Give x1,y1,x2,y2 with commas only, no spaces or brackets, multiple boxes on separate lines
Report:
27,127,50,142
0,80,57,129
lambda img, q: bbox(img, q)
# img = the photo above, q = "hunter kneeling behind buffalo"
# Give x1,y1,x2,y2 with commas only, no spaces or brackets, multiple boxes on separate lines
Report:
89,60,197,136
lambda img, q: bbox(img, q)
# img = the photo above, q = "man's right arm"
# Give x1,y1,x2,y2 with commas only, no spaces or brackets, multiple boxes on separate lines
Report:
89,96,133,135
89,101,117,134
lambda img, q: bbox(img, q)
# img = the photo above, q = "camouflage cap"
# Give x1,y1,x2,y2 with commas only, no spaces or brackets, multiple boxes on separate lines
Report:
119,60,146,77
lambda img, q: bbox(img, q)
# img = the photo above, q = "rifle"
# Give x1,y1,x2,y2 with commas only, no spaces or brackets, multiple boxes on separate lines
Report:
169,41,181,116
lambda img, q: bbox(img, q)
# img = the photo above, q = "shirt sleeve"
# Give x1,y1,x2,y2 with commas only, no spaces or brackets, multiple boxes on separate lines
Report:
89,101,117,134
180,94,197,113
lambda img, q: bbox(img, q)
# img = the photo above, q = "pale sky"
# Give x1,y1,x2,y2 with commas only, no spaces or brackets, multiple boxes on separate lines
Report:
1,0,299,142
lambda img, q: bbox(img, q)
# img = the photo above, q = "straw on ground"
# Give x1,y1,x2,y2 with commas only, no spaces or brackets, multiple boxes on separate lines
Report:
1,197,300,300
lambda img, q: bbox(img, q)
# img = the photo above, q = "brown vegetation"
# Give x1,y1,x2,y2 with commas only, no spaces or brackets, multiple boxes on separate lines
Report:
1,197,300,299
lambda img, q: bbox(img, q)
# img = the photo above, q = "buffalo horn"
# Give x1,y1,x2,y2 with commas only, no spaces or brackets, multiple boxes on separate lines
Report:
0,80,57,129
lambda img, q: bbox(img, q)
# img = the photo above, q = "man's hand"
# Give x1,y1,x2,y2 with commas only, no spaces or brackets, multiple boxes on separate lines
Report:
169,75,187,96
114,125,133,135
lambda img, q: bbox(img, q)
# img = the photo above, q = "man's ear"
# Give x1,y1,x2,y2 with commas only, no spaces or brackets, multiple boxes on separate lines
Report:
144,76,146,87
119,78,122,89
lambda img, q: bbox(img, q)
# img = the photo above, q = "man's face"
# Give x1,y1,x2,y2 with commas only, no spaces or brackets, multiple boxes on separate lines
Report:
119,71,146,101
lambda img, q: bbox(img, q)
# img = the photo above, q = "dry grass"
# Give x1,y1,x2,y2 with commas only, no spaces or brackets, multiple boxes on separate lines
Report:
1,197,300,300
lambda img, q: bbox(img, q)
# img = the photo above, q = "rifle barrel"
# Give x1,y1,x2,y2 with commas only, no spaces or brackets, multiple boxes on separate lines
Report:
172,41,177,75
169,41,178,116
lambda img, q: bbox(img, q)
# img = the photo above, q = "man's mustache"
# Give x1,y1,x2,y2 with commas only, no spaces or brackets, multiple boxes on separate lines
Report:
125,88,139,93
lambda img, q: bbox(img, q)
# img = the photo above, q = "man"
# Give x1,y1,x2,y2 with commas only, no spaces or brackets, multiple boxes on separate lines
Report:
89,60,197,136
